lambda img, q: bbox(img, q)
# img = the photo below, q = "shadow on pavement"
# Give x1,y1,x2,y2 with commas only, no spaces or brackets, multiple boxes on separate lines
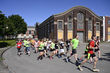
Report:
101,53,110,61
82,66,93,72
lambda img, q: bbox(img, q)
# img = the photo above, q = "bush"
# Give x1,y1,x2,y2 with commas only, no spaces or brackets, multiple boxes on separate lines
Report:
0,40,16,48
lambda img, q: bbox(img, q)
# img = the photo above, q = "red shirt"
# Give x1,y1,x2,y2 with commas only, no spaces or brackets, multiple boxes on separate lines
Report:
88,40,95,54
17,42,22,48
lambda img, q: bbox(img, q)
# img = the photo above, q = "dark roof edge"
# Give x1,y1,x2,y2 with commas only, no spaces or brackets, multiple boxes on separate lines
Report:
54,6,102,20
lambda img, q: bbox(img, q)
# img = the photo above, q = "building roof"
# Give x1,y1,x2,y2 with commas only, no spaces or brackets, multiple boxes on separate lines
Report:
54,6,103,21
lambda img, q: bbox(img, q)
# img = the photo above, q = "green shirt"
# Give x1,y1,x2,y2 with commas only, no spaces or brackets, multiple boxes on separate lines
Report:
39,42,44,50
71,38,79,49
23,40,27,46
51,42,55,49
25,41,30,47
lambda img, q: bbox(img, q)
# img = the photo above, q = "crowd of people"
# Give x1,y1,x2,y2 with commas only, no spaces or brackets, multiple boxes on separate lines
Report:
16,35,101,72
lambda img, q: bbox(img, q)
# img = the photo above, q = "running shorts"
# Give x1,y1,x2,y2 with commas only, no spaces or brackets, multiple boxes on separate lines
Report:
60,49,64,53
94,48,100,52
71,49,77,55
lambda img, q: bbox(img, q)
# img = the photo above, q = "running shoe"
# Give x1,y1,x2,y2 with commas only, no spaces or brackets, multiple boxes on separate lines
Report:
78,65,83,71
93,68,100,72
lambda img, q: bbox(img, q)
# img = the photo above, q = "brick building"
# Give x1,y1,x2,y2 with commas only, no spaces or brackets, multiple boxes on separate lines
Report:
17,26,35,39
103,16,110,42
36,6,109,42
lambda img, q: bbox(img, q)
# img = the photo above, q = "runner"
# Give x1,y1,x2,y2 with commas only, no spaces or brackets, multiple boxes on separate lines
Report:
79,44,89,62
78,35,99,72
17,40,22,56
25,39,31,56
23,39,27,54
49,41,56,60
30,39,36,53
65,39,71,55
44,39,48,57
94,36,101,60
59,39,66,58
66,35,79,65
55,41,59,57
37,39,45,60
34,39,40,53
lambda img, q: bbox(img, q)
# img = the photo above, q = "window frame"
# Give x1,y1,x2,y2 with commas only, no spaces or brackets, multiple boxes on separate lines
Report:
96,22,100,31
57,20,64,30
77,13,84,30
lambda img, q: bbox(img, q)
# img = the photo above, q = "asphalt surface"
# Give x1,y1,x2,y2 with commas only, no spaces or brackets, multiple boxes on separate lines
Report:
3,43,110,73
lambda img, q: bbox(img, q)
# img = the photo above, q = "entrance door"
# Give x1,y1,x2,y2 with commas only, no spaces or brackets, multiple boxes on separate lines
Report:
77,32,83,42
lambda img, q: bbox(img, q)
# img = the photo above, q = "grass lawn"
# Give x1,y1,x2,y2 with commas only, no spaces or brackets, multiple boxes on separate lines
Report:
0,40,16,48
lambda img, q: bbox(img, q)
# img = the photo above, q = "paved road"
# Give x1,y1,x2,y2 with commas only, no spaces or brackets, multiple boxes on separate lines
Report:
3,43,110,73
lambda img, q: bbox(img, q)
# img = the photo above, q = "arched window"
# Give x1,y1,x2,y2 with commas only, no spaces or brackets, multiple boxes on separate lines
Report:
67,16,73,30
77,13,84,29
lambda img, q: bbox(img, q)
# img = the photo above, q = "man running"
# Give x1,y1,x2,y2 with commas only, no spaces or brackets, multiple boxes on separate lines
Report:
59,39,66,58
78,35,99,72
94,36,101,60
66,35,79,65
37,39,45,60
49,41,56,60
25,39,31,56
65,39,71,55
17,40,22,56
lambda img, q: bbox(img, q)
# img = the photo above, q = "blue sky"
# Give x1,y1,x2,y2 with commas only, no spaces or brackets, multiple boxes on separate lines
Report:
0,0,110,26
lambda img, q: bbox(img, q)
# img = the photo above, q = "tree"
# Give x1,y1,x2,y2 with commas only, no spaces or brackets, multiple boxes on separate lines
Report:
0,10,2,14
8,15,27,35
0,12,7,37
5,18,15,35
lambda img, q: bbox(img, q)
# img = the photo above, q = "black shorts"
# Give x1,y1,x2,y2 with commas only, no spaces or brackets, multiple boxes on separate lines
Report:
17,48,21,52
50,49,56,51
84,51,88,55
95,48,100,52
39,50,44,52
44,46,47,50
66,46,70,51
85,53,96,58
71,49,77,55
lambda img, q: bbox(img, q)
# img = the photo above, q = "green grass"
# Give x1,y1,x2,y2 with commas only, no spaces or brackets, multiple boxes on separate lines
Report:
0,40,16,48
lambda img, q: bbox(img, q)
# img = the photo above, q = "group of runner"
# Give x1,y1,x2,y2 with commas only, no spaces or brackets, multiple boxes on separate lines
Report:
16,35,101,72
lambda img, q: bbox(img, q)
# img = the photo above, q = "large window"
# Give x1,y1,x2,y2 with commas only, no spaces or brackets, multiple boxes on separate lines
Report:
57,21,63,29
96,23,100,31
108,19,110,24
77,13,84,29
88,18,92,31
67,16,73,30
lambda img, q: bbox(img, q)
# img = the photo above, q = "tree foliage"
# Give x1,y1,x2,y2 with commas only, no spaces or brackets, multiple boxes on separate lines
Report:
0,10,27,38
8,15,27,35
0,13,7,36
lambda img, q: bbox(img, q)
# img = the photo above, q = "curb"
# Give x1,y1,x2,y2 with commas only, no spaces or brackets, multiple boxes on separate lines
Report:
0,46,14,73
